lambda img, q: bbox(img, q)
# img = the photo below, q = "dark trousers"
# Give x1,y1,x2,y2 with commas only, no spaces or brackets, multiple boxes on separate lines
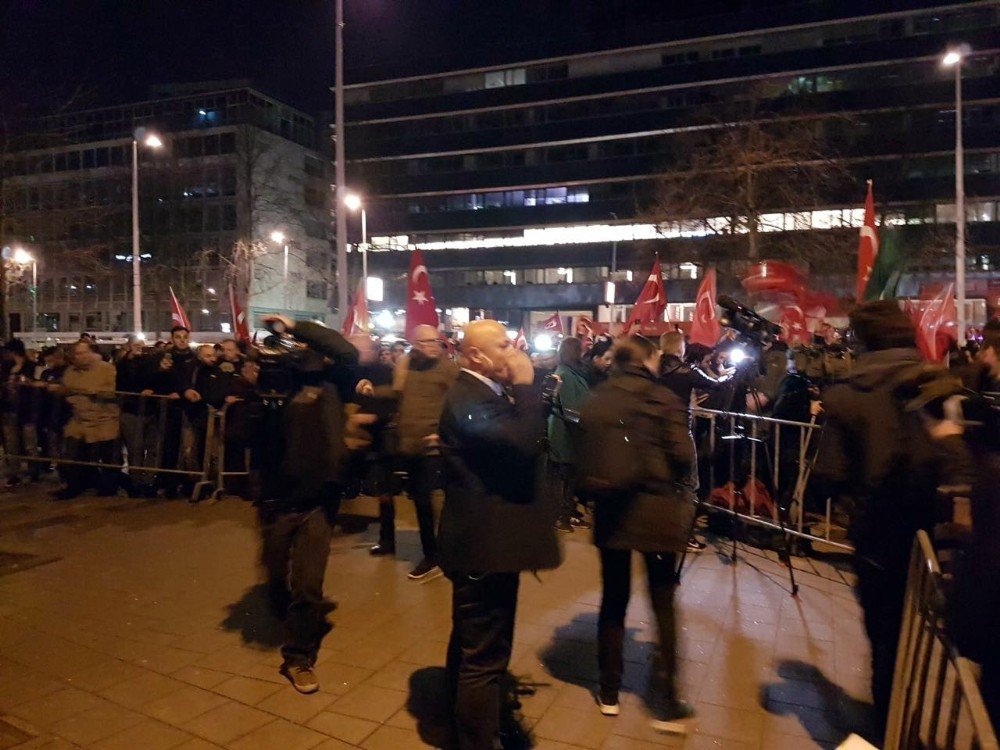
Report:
598,548,679,707
446,571,520,750
260,500,339,668
550,461,577,523
63,438,118,495
380,455,440,559
854,552,907,728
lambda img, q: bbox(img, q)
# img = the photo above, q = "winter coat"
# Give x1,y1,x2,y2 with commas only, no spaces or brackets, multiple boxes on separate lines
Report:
813,347,972,565
580,364,695,553
393,354,459,457
62,360,120,443
438,371,562,575
547,362,590,464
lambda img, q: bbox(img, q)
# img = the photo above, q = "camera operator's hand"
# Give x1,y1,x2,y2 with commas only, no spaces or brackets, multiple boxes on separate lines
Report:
261,314,295,332
507,350,534,386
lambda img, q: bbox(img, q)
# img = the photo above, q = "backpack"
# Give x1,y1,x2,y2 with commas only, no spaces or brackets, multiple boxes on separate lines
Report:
574,379,655,500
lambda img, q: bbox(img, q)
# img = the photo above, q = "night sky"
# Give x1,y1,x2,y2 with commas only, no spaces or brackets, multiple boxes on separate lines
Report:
2,0,777,115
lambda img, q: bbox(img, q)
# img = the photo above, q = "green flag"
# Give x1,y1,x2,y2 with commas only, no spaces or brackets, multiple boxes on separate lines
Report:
863,227,907,301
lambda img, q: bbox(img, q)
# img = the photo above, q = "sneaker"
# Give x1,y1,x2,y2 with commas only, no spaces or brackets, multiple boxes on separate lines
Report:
650,701,696,734
685,538,707,554
554,518,574,533
569,515,592,530
281,663,319,694
369,542,396,556
408,558,442,581
596,690,620,716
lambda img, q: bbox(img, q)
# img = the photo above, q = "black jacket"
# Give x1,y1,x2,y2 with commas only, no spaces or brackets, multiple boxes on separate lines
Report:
437,371,561,575
580,365,695,553
814,348,972,564
658,354,728,413
255,322,359,506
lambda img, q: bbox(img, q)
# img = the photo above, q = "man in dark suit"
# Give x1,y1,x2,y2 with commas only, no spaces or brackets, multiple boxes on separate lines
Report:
438,319,562,750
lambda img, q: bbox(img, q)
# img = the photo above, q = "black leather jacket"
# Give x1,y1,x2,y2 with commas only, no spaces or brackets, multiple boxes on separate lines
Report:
658,354,729,411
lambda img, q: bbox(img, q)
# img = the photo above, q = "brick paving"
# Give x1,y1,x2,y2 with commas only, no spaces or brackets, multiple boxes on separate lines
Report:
0,489,873,749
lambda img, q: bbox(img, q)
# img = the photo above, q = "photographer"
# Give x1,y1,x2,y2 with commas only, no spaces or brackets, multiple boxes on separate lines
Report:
253,315,359,695
438,319,561,750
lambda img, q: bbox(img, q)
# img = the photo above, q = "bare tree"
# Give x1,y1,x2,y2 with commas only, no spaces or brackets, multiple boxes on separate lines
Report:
644,86,855,274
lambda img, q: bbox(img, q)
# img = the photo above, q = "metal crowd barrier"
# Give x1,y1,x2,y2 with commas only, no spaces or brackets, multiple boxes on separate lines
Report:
692,407,852,553
0,385,240,502
884,531,998,750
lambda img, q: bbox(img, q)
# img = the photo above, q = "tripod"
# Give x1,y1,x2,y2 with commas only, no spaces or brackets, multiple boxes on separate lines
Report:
676,383,800,596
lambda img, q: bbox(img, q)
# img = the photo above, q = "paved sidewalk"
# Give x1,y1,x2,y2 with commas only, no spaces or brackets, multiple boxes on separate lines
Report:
0,489,873,749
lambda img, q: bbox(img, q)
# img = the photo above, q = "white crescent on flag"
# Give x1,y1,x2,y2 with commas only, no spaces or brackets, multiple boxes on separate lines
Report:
412,265,429,282
860,226,879,254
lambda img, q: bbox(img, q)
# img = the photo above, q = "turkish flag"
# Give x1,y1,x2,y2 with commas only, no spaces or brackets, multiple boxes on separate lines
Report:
539,311,564,334
575,315,598,337
341,280,370,335
917,283,956,362
742,261,807,300
777,303,810,345
624,258,666,332
405,250,439,340
689,269,720,347
169,286,191,330
514,327,529,351
856,180,879,301
228,284,250,342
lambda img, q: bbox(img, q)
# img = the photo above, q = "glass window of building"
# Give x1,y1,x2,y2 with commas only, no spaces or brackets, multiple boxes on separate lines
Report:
484,68,526,89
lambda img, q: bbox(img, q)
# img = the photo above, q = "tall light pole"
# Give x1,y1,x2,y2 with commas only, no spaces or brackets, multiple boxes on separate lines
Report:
943,46,969,345
271,231,290,310
131,131,163,335
12,248,36,333
344,193,367,285
334,0,349,325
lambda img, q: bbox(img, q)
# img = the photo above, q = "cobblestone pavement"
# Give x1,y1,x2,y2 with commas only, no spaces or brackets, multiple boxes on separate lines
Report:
0,488,873,749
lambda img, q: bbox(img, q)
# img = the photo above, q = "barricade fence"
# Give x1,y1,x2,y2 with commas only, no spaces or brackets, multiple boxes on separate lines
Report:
0,384,251,501
691,407,851,553
884,531,998,750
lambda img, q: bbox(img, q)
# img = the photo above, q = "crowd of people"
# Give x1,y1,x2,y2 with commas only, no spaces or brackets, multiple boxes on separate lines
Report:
1,306,998,749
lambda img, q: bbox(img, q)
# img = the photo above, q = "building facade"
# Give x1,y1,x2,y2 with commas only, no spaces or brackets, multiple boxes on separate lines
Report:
344,1,1000,333
0,83,332,337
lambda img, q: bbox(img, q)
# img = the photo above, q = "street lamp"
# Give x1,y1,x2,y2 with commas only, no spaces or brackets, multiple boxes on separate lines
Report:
344,193,368,293
943,45,970,344
11,248,36,333
132,130,163,335
270,231,290,310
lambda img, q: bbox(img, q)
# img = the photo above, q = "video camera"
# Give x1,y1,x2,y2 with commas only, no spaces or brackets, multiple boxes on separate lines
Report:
254,319,322,400
717,295,783,348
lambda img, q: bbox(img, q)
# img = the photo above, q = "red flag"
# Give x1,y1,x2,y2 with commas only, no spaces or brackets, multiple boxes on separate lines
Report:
228,284,250,342
777,303,810,345
169,286,191,330
405,250,439,340
742,261,807,300
856,180,879,301
917,284,956,362
514,327,529,351
539,311,564,334
624,257,666,332
689,269,720,347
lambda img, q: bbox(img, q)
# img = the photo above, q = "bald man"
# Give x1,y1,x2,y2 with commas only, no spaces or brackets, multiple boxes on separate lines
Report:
370,324,458,580
438,320,562,750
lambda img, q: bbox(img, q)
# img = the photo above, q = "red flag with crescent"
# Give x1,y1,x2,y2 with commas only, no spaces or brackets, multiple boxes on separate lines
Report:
228,284,250,342
689,269,720,347
341,280,370,335
624,257,666,332
917,283,956,362
539,311,563,334
405,250,439,340
169,286,191,330
856,180,879,301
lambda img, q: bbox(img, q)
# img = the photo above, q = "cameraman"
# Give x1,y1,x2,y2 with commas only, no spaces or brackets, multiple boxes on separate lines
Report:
254,315,359,695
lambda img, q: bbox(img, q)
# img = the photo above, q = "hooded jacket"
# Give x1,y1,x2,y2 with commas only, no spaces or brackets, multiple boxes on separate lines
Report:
814,347,971,562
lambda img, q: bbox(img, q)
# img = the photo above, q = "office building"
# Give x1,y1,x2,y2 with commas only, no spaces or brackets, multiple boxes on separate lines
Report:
0,82,332,335
344,1,1000,332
